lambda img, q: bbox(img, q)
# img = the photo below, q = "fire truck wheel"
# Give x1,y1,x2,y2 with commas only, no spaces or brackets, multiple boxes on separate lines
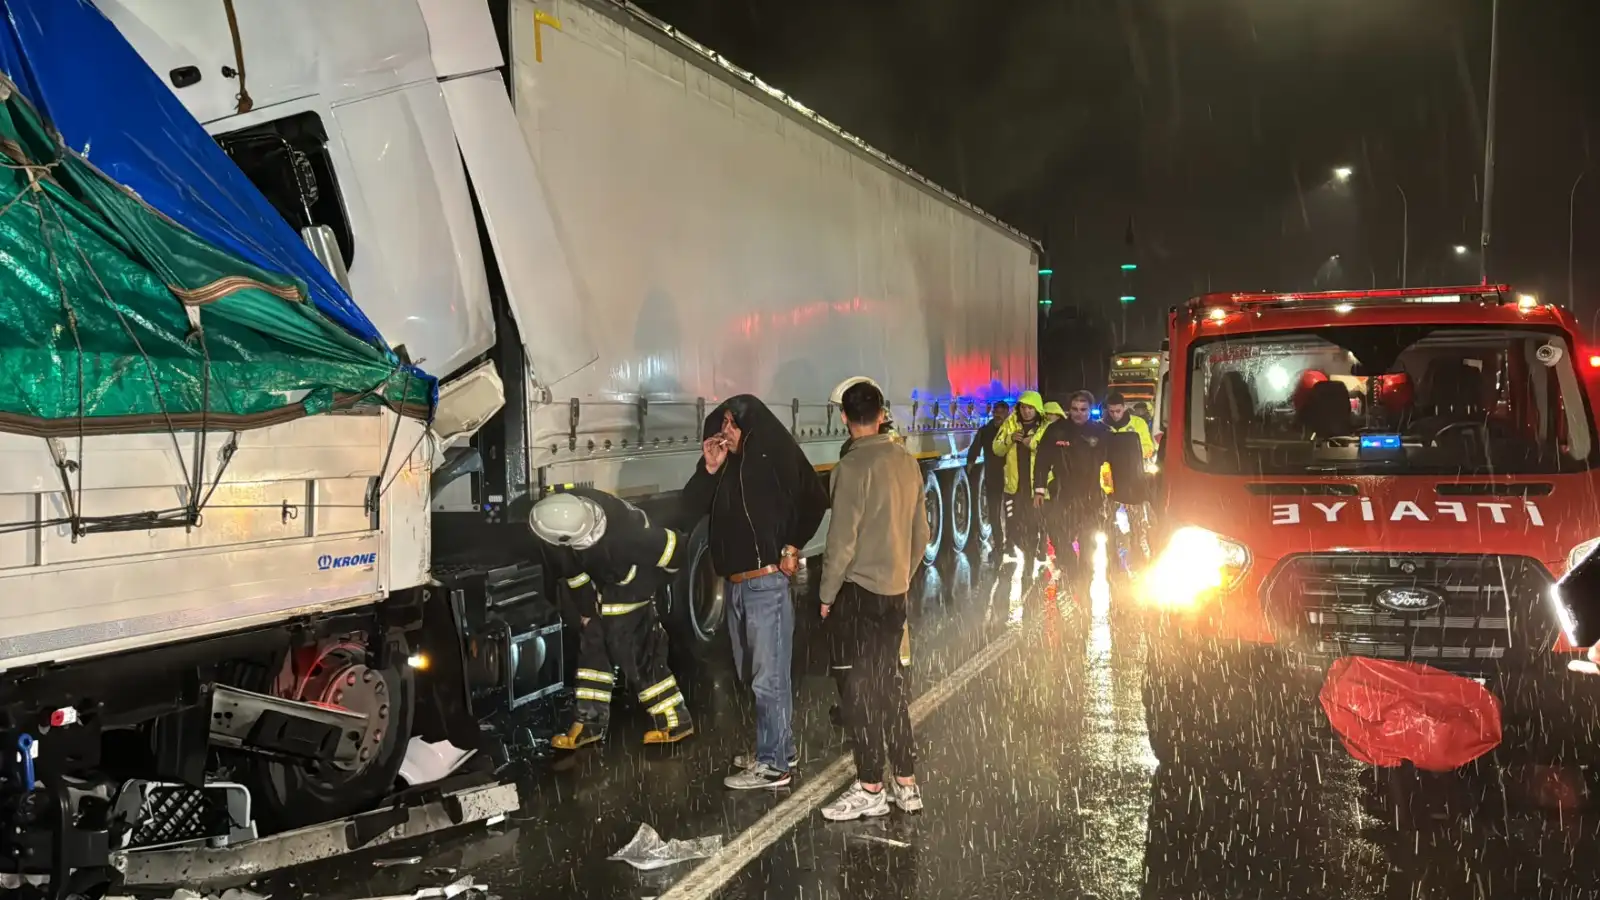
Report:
246,640,416,832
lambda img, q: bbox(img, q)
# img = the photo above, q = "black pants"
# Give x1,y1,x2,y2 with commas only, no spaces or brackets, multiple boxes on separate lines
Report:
572,579,688,732
1048,498,1108,592
1004,494,1044,573
828,583,916,783
980,465,1006,548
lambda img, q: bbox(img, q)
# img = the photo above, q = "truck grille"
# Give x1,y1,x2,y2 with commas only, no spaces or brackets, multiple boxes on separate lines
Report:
1262,553,1556,674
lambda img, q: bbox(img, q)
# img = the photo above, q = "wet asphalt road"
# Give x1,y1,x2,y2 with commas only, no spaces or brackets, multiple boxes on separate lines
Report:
277,546,1600,900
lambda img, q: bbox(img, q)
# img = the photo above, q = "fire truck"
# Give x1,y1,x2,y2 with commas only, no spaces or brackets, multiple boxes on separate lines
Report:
1140,285,1600,766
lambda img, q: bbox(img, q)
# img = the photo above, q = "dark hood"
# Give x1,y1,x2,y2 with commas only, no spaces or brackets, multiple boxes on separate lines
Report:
702,394,800,462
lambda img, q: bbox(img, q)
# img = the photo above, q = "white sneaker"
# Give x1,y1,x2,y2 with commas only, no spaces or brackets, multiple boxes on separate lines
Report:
821,782,892,821
891,780,924,812
724,762,792,791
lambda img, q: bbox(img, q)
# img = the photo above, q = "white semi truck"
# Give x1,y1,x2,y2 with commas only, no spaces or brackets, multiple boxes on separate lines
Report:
0,0,1038,892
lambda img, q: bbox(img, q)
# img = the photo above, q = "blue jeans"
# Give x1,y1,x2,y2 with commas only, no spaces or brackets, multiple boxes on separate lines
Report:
727,571,795,771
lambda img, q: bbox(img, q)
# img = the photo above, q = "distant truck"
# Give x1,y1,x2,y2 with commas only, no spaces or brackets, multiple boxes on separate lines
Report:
1141,285,1600,767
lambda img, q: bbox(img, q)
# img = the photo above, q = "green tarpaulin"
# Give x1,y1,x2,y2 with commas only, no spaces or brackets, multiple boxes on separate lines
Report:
0,79,430,437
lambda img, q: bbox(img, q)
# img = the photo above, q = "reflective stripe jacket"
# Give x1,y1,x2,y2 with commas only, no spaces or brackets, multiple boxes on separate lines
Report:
548,487,686,611
990,413,1048,496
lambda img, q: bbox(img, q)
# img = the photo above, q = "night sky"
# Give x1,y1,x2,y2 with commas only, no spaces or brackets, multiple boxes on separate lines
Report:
637,0,1600,370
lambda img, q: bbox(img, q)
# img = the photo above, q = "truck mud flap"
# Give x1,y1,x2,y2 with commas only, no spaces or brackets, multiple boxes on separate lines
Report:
111,779,520,888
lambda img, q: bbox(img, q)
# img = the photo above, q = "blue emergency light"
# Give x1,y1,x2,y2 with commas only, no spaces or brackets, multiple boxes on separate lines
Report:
1359,434,1402,451
1091,406,1103,421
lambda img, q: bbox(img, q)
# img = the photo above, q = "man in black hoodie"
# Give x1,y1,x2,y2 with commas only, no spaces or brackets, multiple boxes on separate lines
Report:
966,399,1010,554
680,395,829,789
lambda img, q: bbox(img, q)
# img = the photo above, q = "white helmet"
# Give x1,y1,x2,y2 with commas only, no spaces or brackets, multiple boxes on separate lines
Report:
529,493,607,550
830,375,882,405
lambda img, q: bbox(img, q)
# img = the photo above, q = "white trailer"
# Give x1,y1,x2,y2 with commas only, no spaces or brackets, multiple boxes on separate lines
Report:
1,0,1037,889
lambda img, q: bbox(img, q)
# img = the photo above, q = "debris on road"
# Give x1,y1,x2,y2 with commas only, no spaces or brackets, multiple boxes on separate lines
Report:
607,823,723,870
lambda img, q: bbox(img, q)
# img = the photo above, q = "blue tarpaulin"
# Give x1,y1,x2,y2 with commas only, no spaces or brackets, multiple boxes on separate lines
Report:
0,0,407,365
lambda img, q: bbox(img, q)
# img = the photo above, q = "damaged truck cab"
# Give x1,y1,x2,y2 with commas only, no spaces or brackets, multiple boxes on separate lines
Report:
1142,284,1600,766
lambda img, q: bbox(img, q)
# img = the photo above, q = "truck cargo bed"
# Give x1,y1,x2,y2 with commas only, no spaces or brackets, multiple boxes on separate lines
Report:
0,410,431,671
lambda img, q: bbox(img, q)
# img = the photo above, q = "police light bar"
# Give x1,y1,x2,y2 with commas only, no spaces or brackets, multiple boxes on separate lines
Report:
1190,284,1514,316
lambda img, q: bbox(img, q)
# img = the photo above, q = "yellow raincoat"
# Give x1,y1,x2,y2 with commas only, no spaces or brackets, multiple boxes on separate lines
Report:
991,391,1049,496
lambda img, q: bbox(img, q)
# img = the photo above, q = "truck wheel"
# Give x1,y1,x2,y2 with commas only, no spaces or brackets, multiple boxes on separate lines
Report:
921,469,944,565
973,468,994,545
246,640,415,832
944,468,972,555
666,517,728,659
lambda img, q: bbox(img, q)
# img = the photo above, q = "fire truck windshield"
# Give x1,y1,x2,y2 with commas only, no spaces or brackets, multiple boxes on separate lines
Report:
1186,325,1596,475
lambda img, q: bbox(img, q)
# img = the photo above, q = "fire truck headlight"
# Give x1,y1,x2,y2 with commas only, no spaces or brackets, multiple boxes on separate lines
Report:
1138,526,1250,610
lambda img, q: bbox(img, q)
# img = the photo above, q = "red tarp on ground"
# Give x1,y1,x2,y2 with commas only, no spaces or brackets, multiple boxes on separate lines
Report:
1319,656,1503,772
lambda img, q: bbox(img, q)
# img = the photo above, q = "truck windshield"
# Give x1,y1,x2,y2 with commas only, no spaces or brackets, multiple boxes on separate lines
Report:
1186,326,1596,475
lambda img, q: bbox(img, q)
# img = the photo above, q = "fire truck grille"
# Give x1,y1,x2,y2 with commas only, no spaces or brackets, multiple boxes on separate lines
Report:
1263,553,1556,674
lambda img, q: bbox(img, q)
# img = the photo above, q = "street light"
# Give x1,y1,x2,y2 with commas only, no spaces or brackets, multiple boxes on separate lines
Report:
1454,245,1470,256
1333,166,1354,182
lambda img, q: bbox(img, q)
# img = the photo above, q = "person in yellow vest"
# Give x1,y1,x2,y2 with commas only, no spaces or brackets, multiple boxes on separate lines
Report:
990,391,1049,578
1098,391,1155,495
1043,401,1065,424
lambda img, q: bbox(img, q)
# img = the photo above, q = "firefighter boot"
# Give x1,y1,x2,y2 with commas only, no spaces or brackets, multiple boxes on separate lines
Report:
552,721,606,751
639,676,694,744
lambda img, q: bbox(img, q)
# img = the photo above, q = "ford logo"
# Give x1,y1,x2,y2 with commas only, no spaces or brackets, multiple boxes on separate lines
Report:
1374,586,1445,613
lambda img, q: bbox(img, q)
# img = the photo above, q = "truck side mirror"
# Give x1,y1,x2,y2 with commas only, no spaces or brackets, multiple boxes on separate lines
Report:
301,223,352,295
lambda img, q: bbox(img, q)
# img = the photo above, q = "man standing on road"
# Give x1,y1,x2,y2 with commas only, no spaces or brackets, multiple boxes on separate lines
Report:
817,380,928,821
966,400,1010,555
1037,391,1113,598
990,391,1049,578
680,395,829,790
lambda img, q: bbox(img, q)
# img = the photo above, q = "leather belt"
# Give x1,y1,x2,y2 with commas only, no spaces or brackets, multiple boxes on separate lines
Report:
727,564,781,584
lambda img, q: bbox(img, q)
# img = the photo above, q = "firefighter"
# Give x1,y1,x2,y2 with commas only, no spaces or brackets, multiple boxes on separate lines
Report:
1043,401,1066,424
991,390,1050,577
530,487,694,749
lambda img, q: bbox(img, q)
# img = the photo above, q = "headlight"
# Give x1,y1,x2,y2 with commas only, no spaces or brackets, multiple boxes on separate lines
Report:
1138,526,1250,610
1569,538,1600,572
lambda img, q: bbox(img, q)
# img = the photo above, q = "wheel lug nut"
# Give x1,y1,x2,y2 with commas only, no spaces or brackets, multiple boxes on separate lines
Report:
347,673,358,686
379,705,389,719
362,670,374,684
333,690,343,703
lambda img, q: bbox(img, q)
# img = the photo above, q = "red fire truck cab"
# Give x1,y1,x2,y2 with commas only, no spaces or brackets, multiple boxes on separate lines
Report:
1142,284,1600,766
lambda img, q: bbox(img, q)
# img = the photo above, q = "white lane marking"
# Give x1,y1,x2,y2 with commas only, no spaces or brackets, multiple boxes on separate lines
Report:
659,621,1027,900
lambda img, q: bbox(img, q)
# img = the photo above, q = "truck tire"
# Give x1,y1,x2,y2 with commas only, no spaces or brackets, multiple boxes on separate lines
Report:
246,639,415,832
921,469,944,566
943,467,973,556
973,467,994,545
666,517,729,659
